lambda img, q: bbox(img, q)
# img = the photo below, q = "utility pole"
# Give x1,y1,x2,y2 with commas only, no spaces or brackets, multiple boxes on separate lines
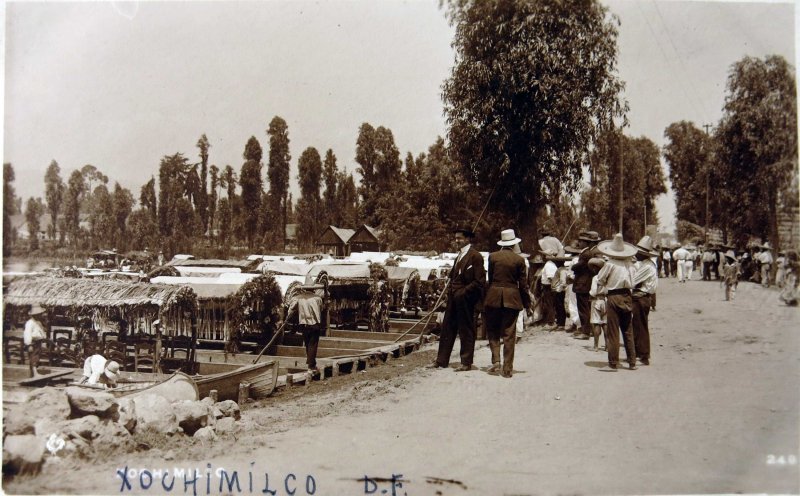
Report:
702,124,712,246
619,124,625,235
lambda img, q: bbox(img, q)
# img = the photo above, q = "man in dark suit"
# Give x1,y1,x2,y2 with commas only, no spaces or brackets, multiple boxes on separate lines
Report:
484,229,530,378
428,227,486,371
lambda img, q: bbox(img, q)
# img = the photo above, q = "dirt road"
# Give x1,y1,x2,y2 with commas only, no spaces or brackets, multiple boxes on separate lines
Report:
6,277,799,495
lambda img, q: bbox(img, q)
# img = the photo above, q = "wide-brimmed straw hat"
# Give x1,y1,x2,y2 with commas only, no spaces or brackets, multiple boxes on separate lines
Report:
578,230,601,242
724,250,737,262
497,229,521,247
105,360,120,383
564,244,583,254
538,236,563,257
636,236,659,257
29,305,46,316
301,283,325,290
596,233,639,259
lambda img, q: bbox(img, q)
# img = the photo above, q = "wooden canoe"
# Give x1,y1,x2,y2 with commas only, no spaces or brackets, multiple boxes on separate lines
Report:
74,371,199,401
194,360,279,401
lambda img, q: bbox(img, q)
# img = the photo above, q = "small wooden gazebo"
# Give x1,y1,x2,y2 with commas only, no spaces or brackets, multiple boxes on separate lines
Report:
316,226,355,257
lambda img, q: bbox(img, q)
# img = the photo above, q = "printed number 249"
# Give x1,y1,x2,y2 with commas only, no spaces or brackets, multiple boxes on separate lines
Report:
766,455,798,465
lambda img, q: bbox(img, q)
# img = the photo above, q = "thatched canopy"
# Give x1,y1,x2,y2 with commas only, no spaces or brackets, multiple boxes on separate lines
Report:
4,276,196,312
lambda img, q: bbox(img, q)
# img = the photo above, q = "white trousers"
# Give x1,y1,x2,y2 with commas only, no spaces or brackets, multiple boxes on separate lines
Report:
677,260,688,282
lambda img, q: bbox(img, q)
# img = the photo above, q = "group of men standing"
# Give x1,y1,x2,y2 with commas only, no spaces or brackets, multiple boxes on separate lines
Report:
428,227,532,378
428,226,661,376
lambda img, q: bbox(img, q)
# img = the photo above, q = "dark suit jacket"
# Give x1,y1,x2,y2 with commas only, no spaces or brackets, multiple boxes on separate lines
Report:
572,245,599,294
484,248,529,311
449,246,486,305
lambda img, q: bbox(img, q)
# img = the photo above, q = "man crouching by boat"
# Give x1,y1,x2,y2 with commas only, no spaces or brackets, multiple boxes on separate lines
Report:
80,354,120,389
286,284,326,379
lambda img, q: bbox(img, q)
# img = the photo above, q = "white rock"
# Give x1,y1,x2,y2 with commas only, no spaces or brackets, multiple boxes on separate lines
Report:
173,400,212,435
64,387,119,419
214,417,238,435
193,426,217,442
3,435,45,475
116,398,137,433
133,395,179,435
214,400,241,420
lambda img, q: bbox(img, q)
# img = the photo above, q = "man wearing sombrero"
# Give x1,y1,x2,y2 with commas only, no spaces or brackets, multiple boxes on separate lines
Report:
484,229,530,378
428,226,485,372
570,230,602,340
595,233,638,371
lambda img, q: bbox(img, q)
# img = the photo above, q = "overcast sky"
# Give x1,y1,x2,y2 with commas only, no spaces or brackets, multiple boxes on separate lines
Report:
2,0,796,234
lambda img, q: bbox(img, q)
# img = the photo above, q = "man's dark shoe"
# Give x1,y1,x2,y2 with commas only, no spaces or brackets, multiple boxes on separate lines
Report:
425,362,443,369
487,363,500,373
641,358,650,365
501,371,512,378
629,363,637,370
454,364,472,372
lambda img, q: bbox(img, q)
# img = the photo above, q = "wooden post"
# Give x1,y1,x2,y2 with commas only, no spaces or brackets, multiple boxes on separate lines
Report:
154,328,162,374
209,389,219,403
238,382,250,405
190,316,198,375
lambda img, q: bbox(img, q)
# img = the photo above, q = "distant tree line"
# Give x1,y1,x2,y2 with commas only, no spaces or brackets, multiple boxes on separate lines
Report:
10,1,787,260
663,55,798,250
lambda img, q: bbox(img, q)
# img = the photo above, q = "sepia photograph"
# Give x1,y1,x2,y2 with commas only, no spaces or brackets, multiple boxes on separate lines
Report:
2,0,798,494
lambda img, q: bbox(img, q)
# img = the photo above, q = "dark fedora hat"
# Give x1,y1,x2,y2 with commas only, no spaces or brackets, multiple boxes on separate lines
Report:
453,226,475,238
579,230,601,242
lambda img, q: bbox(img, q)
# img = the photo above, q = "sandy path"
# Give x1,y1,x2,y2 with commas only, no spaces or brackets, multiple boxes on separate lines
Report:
6,277,799,495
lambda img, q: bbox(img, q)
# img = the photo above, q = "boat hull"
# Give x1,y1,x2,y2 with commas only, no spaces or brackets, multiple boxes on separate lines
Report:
73,372,199,401
194,360,278,401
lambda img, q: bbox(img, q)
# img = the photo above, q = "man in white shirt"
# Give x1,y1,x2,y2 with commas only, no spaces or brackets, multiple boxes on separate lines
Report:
759,245,773,288
23,305,47,377
633,237,659,366
286,284,326,374
540,256,558,328
81,354,120,388
672,245,690,283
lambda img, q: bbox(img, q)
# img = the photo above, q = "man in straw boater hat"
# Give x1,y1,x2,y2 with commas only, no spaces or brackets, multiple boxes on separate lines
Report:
595,233,639,371
23,305,48,377
632,236,659,366
427,226,485,372
569,230,602,340
483,229,531,378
